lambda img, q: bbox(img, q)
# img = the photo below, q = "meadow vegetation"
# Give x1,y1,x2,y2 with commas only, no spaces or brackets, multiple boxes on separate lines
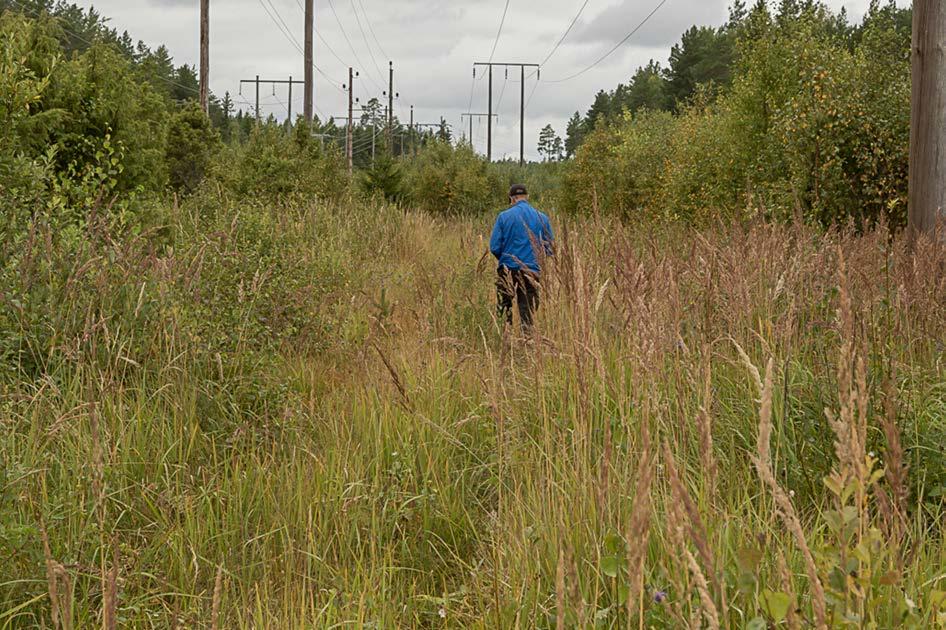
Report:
2,1,945,629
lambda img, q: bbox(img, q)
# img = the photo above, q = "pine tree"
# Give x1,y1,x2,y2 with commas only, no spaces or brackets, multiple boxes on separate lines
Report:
728,0,748,27
551,135,564,162
665,26,735,109
436,119,451,142
583,90,612,134
565,112,582,158
624,60,670,112
537,124,556,162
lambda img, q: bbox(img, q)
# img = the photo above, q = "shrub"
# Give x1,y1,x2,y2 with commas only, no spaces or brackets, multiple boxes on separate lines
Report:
165,101,218,194
489,159,566,210
562,109,675,218
402,140,502,215
561,4,910,226
212,122,349,202
359,150,403,203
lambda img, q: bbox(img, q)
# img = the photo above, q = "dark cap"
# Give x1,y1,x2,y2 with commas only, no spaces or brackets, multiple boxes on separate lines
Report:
508,183,528,197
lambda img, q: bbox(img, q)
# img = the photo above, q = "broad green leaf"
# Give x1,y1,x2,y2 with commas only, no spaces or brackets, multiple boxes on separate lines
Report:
762,589,792,623
747,617,767,630
824,510,843,533
600,555,622,578
615,582,629,606
604,532,626,555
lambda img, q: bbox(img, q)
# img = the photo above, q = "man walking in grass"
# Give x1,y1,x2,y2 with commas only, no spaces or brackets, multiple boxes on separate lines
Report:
490,184,554,334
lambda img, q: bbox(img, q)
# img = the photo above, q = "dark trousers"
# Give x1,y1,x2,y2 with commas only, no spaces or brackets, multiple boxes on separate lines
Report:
497,267,540,332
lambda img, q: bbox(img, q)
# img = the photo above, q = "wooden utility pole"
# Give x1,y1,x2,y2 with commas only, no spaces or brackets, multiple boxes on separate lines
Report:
410,105,414,155
239,76,303,127
287,75,294,125
474,62,539,163
519,65,525,166
344,68,358,176
303,0,314,123
199,0,209,112
388,62,394,146
488,65,493,160
461,112,498,151
909,0,946,236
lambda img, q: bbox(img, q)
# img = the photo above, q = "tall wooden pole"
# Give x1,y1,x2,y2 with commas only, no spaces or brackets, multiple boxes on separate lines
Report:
199,0,209,112
388,62,394,147
304,0,314,123
487,65,493,162
347,67,354,176
909,0,946,236
519,64,525,166
255,74,260,123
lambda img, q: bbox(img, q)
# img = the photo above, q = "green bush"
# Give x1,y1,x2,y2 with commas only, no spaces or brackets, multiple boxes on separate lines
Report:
402,140,502,215
561,3,910,226
359,150,403,203
212,122,349,202
488,159,565,210
562,109,675,218
165,101,218,194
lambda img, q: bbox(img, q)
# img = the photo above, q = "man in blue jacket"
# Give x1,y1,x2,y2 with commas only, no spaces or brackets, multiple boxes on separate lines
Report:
490,183,554,333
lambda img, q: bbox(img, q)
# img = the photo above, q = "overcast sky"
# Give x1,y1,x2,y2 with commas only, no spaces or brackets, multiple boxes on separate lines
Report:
75,0,909,161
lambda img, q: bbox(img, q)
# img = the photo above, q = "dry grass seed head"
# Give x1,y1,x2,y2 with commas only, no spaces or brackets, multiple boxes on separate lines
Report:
751,357,828,629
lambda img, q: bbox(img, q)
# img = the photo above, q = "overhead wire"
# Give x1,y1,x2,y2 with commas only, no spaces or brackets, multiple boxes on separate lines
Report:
543,0,668,83
290,0,353,67
266,0,303,50
488,0,511,63
536,0,590,72
350,0,386,82
326,0,384,91
356,0,391,61
255,0,346,89
525,76,540,109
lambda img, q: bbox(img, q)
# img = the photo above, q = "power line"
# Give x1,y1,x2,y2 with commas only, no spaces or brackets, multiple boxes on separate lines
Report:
356,0,391,61
255,0,346,88
350,0,385,82
266,0,303,50
291,0,352,67
326,0,384,91
543,0,668,83
488,0,511,63
496,72,509,110
539,0,590,68
525,75,540,109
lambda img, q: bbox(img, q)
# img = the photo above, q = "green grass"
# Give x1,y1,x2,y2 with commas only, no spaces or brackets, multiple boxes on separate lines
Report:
2,196,946,628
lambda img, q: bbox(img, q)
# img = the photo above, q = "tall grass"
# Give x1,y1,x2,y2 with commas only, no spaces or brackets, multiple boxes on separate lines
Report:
2,195,945,628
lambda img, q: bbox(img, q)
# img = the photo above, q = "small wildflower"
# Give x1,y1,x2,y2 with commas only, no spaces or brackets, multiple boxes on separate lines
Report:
654,590,668,604
789,490,795,498
438,607,446,619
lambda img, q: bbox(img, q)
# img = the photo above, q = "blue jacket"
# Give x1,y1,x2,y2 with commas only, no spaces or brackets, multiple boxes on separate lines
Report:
489,200,554,273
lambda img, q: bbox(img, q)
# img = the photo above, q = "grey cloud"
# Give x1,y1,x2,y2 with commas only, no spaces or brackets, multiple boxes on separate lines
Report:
572,0,730,49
